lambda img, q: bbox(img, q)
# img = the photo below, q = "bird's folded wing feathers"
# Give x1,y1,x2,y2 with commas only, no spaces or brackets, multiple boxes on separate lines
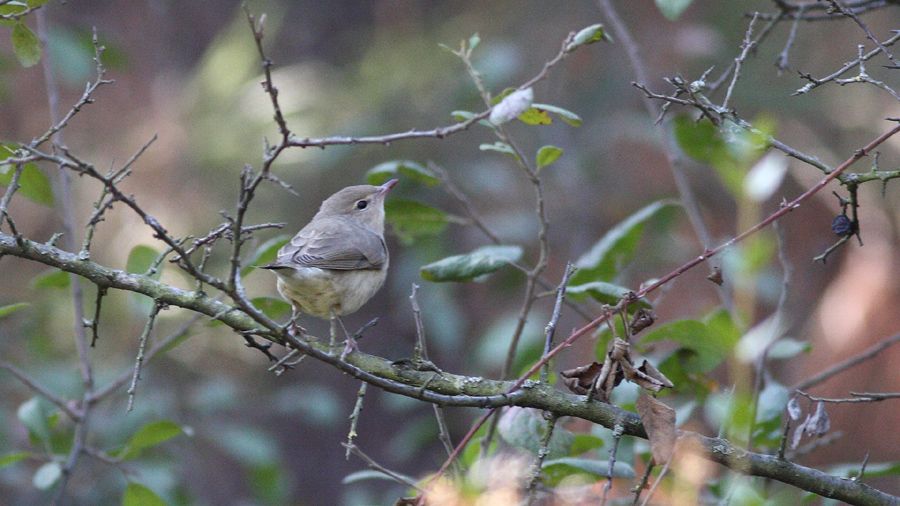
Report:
275,218,386,271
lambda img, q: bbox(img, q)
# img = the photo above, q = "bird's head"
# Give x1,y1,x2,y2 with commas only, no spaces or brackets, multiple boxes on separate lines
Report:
316,179,398,233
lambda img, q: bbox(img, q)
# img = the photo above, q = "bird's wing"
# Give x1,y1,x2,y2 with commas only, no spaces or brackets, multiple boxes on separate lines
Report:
275,217,386,271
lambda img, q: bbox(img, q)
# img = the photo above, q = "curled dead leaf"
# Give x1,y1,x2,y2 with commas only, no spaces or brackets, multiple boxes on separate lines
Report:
636,391,677,463
629,308,657,334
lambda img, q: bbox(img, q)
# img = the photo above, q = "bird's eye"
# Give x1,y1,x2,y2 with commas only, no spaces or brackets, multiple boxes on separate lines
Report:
356,200,368,210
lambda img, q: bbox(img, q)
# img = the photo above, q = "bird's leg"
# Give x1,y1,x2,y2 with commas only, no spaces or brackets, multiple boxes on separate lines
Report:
329,311,338,347
336,316,359,361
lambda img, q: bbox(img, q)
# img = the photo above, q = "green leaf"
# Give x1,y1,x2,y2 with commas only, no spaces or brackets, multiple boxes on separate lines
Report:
490,87,517,106
117,420,184,461
451,110,475,122
0,302,29,319
385,199,449,245
643,319,738,374
542,457,634,486
479,141,516,157
0,452,30,468
31,268,70,290
517,107,552,125
0,2,28,18
673,115,724,163
32,461,61,490
565,24,610,52
767,338,810,360
126,245,160,278
0,162,54,206
536,145,563,171
531,103,582,127
420,245,522,282
241,234,290,276
122,482,167,506
655,0,694,20
566,281,651,309
11,22,41,67
571,200,678,284
366,160,439,187
755,379,789,424
251,297,291,321
342,469,418,485
27,0,50,7
569,434,604,456
673,116,773,197
17,397,53,443
498,407,573,458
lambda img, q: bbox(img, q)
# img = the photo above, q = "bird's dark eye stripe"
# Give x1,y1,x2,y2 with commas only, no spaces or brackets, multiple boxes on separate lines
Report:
356,200,368,209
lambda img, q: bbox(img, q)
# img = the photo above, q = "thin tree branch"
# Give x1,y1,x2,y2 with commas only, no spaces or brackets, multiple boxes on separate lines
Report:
793,332,900,390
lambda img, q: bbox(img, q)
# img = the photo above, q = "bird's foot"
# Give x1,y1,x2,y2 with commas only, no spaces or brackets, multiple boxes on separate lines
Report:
339,336,358,361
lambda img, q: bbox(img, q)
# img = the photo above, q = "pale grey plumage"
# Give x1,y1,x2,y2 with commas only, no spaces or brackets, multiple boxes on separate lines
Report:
263,180,396,320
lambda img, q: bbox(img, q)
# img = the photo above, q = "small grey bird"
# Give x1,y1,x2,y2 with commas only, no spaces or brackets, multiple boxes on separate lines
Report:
263,179,397,353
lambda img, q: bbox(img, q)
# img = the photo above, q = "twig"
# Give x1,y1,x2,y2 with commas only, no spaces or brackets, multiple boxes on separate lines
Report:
409,284,455,460
88,286,107,347
35,15,104,505
597,0,738,318
409,283,429,361
747,221,793,452
268,348,305,375
825,0,897,65
796,390,900,403
345,382,367,459
639,442,676,506
855,451,870,483
541,263,575,383
342,443,423,491
777,5,805,73
126,303,162,412
449,34,561,459
283,15,577,151
601,423,625,506
793,332,900,390
0,360,81,421
0,163,25,232
787,430,844,459
631,460,655,506
722,12,760,111
525,413,558,505
794,31,900,96
754,1,890,21
88,314,203,404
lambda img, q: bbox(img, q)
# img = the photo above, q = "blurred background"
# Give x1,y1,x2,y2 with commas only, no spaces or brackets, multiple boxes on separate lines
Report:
1,0,898,504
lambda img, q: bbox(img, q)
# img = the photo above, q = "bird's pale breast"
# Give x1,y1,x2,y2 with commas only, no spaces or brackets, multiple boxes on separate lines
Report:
274,266,387,319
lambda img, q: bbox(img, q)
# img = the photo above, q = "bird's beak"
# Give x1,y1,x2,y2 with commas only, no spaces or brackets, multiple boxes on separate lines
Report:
378,178,398,196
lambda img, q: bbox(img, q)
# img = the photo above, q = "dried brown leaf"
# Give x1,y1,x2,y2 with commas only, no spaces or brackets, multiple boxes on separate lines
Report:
636,359,674,390
808,401,830,436
629,308,657,334
636,391,677,463
559,361,603,395
791,414,809,450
